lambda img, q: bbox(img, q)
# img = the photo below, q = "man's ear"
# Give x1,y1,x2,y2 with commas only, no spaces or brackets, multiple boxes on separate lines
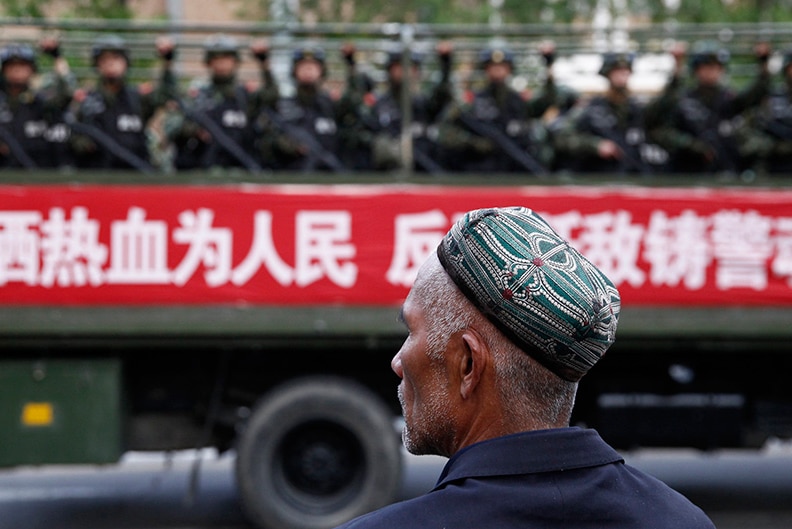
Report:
458,327,489,400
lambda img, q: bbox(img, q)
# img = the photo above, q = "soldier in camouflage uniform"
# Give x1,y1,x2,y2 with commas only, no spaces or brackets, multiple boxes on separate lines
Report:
365,42,454,172
165,34,278,171
552,52,663,174
71,34,177,170
255,45,361,172
436,44,557,175
735,48,792,174
0,40,74,169
644,40,771,175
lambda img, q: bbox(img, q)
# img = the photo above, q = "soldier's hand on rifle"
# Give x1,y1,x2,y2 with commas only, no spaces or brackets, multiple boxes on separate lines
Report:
276,135,308,157
690,139,715,163
471,136,495,154
597,140,622,160
251,39,270,64
156,36,176,62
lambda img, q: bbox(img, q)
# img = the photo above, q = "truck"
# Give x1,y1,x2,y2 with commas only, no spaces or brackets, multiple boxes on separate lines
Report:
2,171,792,529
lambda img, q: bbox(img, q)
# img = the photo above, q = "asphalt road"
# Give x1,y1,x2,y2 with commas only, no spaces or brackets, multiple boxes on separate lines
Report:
1,441,792,529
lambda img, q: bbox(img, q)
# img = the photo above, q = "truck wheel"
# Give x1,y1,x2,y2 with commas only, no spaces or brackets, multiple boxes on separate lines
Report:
235,376,402,529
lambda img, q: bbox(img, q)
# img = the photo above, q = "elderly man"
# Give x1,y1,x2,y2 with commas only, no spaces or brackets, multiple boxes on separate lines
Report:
334,207,715,529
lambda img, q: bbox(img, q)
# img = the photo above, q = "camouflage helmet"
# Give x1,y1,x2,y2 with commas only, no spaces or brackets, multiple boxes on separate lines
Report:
0,43,37,71
598,52,633,77
479,47,514,69
91,34,130,66
203,34,240,64
688,41,730,70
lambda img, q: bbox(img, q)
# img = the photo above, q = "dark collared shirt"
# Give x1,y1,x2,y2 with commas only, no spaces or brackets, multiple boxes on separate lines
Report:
335,427,716,529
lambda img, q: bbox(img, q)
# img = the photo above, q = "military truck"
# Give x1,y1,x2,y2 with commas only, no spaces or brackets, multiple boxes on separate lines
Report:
2,171,792,529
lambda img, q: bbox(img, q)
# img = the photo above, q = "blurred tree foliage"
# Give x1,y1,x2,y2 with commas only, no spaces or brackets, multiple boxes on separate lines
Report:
236,0,792,24
0,0,789,24
0,0,131,18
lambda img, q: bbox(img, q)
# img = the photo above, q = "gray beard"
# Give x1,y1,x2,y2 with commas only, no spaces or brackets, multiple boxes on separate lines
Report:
397,382,454,457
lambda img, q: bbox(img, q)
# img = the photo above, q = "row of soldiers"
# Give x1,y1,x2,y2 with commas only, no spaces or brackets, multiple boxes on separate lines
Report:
1,34,791,175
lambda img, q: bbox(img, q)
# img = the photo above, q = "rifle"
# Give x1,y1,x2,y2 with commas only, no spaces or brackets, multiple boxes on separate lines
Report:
458,113,548,176
64,113,157,175
262,107,347,173
678,98,738,173
763,118,792,141
176,98,263,174
586,121,651,175
0,123,37,169
413,146,444,174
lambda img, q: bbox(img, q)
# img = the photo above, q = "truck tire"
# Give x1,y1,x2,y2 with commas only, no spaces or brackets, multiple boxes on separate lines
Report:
235,376,403,529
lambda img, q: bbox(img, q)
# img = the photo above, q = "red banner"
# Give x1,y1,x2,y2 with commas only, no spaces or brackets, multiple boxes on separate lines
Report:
1,183,791,307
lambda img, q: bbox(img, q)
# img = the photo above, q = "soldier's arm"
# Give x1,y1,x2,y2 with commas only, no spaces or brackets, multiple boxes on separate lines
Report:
436,102,494,153
425,41,455,122
523,41,560,118
551,107,602,158
141,36,179,122
38,37,76,113
729,43,772,117
249,39,280,116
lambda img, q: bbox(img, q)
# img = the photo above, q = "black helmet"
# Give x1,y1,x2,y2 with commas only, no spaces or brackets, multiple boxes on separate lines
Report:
688,41,730,70
479,47,514,69
598,52,633,77
292,46,326,66
385,48,424,69
203,34,240,64
0,43,37,71
292,45,326,77
91,34,130,67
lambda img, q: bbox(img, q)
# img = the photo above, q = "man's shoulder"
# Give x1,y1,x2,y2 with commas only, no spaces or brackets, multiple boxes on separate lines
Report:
333,493,442,529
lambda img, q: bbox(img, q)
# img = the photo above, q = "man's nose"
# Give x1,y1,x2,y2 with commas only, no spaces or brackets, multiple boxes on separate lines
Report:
391,350,403,378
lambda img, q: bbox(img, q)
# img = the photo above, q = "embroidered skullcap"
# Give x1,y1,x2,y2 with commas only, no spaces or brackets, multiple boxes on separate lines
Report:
436,207,620,382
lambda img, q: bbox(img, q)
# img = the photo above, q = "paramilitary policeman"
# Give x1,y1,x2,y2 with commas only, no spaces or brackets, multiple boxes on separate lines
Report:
366,42,454,172
436,44,557,175
736,48,792,174
0,41,74,169
553,52,664,174
165,34,278,171
645,40,770,175
71,34,177,170
256,45,359,172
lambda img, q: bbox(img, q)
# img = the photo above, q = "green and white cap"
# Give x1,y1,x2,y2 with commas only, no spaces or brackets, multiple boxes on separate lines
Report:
437,207,620,382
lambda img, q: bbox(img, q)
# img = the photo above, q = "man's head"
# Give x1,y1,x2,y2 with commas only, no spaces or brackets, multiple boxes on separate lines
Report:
480,48,514,85
385,49,422,86
392,207,620,457
689,41,729,87
599,52,633,93
203,34,240,82
292,46,326,86
0,44,36,88
92,35,130,81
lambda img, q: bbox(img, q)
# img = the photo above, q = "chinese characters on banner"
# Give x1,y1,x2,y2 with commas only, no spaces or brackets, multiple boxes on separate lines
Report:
1,184,791,306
